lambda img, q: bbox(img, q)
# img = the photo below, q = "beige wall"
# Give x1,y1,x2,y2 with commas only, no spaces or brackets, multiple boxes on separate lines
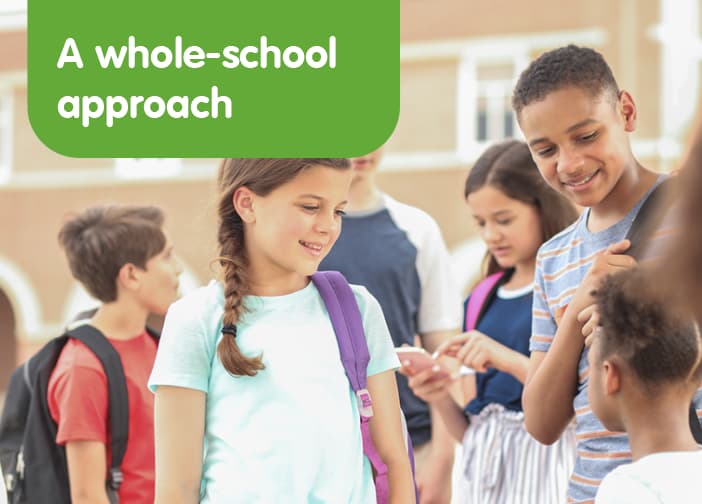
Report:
3,0,702,390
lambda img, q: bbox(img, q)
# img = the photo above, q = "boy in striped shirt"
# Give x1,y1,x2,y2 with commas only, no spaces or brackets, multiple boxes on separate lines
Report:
512,44,702,503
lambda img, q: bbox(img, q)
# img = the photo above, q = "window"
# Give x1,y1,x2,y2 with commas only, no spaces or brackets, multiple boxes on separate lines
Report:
475,63,516,142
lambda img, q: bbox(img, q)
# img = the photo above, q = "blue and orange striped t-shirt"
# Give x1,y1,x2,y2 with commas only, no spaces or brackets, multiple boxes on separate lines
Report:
530,176,702,503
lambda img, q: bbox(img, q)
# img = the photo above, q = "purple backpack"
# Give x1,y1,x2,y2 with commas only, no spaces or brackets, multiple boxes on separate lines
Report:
311,271,418,504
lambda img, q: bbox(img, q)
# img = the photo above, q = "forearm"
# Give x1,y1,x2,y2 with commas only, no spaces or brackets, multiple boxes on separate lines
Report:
387,455,416,504
522,312,582,444
427,403,457,467
496,349,530,384
432,395,469,443
155,483,201,504
70,491,110,504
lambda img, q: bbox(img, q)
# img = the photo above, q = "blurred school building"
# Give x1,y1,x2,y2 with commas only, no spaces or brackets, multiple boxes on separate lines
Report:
1,0,701,393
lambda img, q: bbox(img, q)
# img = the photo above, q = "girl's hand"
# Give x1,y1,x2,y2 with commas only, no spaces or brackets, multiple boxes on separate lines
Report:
401,365,456,403
577,303,600,347
454,331,509,373
435,331,507,373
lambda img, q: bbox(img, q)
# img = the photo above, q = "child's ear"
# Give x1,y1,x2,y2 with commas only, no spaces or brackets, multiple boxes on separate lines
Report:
117,263,141,291
233,186,256,224
603,359,621,395
618,90,637,133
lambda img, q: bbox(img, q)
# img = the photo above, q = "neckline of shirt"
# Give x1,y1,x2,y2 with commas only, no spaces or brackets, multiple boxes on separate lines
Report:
497,283,533,299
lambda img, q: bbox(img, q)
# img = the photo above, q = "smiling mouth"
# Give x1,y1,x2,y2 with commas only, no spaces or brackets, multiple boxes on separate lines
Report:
300,240,324,253
564,170,599,187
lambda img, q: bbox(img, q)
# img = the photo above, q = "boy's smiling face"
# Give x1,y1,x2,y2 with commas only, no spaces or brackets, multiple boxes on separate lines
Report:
518,86,637,210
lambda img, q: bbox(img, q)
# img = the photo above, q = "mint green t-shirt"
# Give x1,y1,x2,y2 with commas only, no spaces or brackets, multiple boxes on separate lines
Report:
149,280,399,503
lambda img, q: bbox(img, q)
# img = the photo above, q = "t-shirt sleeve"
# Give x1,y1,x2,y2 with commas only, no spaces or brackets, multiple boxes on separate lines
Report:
595,471,661,504
354,285,401,376
530,252,557,353
415,217,463,334
48,364,108,445
148,287,218,393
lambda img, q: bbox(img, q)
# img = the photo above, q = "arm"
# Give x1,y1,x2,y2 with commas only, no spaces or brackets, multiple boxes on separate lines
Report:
523,240,636,444
65,441,110,504
154,386,206,504
437,331,530,384
418,329,458,504
400,365,467,444
366,370,416,504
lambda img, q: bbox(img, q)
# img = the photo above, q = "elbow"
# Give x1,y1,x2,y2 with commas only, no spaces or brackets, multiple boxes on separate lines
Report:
523,414,561,446
522,388,560,446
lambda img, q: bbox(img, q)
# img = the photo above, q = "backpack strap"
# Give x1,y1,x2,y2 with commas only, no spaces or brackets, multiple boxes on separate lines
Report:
625,177,675,260
464,271,506,331
65,325,128,496
311,271,392,504
689,405,702,444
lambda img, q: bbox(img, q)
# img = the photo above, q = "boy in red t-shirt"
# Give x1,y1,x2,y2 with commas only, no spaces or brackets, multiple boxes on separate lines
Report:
48,205,181,504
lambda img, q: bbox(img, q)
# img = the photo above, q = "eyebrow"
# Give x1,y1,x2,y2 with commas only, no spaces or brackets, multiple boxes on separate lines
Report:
473,210,513,219
528,119,599,147
298,194,349,205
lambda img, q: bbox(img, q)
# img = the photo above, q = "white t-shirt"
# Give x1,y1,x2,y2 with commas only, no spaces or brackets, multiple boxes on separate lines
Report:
149,280,399,503
596,450,702,504
0,467,7,504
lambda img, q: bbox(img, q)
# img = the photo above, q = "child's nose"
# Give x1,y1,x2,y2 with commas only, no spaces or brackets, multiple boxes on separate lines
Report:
557,147,585,175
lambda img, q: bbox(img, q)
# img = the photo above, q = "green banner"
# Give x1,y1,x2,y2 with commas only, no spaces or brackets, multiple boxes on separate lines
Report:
28,0,399,157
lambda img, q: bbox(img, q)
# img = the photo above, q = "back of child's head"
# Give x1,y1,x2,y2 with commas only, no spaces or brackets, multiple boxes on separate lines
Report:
464,140,579,274
594,268,702,393
215,158,351,376
512,44,620,118
58,205,166,303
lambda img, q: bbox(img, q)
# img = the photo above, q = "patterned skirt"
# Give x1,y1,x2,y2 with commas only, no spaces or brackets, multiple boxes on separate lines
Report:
454,403,576,504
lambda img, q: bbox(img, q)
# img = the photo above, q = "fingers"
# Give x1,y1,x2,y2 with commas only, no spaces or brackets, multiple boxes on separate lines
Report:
578,304,601,347
434,333,471,358
605,239,631,255
456,334,492,373
406,367,456,402
577,304,597,324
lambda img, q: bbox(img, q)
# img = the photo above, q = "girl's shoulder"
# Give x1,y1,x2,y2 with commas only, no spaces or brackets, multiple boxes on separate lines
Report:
347,283,379,315
175,280,223,306
167,280,224,324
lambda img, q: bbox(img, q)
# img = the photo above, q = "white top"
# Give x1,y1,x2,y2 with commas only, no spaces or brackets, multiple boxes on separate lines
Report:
149,280,399,503
595,450,702,504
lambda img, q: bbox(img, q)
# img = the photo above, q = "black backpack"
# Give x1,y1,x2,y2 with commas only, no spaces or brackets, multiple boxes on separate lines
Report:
0,324,158,504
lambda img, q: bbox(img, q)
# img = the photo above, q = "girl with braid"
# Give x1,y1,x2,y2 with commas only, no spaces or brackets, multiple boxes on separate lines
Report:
148,158,414,503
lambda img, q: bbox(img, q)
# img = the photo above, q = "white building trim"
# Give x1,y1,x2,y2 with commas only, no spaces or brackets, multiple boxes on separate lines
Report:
0,0,26,31
0,257,42,339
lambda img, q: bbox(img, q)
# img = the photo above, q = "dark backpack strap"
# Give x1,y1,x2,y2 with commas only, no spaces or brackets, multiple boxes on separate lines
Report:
66,325,128,495
689,404,702,444
464,271,506,331
625,177,676,260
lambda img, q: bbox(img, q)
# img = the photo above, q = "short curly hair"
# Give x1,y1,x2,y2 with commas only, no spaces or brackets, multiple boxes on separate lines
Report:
593,268,702,392
512,45,620,117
